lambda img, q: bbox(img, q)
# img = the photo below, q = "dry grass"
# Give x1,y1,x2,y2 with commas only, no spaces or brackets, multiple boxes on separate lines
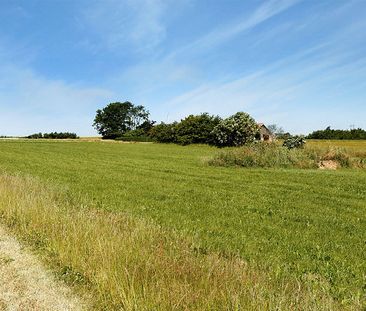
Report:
0,174,344,310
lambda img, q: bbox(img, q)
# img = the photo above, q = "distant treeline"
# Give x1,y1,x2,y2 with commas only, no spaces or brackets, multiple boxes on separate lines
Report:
307,127,366,140
27,132,79,139
93,102,262,146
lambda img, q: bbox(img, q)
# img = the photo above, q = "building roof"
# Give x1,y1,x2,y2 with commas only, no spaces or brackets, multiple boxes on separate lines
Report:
257,123,273,135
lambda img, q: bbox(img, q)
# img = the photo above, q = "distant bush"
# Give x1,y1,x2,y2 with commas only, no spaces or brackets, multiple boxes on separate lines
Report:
116,136,153,142
123,128,147,138
149,122,178,143
148,112,259,146
27,132,78,139
175,113,221,145
149,113,222,145
283,136,306,149
208,143,365,169
211,112,258,147
118,121,155,141
27,132,43,139
307,126,366,140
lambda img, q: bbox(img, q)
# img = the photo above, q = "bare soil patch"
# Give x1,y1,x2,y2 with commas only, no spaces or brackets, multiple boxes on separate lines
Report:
318,160,338,170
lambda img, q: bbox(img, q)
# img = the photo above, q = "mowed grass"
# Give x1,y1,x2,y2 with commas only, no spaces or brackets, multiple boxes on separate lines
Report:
0,174,336,310
0,140,365,309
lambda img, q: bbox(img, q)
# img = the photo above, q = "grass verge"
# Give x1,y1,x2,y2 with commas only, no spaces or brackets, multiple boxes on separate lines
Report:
0,174,344,310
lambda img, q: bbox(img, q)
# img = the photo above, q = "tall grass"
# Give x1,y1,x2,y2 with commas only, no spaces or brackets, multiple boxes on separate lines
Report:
208,143,366,169
0,174,341,310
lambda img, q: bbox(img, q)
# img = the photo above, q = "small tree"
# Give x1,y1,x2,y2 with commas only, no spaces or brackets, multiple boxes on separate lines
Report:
212,112,258,147
93,102,150,139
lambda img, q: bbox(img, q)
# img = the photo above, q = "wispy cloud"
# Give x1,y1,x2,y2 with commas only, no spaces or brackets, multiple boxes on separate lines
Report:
166,0,301,60
155,15,366,134
80,0,170,52
109,0,302,98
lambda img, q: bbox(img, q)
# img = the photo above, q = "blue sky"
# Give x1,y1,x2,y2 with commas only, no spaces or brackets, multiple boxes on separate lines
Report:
0,0,365,136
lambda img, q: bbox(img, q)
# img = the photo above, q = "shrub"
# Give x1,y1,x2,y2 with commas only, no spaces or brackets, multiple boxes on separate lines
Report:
148,122,178,143
211,112,258,147
175,113,221,145
123,128,147,138
283,136,306,149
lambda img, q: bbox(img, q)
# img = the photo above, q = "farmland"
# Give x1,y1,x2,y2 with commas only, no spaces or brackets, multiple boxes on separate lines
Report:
0,139,365,309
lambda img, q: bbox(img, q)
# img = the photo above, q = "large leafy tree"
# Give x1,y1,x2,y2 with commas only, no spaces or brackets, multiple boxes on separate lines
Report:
93,102,150,139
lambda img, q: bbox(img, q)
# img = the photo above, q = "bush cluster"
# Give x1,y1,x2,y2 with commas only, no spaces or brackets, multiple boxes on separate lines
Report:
149,112,259,147
149,113,221,145
27,132,78,139
307,127,366,140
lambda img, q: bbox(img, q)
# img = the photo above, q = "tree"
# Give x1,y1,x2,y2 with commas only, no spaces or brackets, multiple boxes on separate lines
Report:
212,112,258,147
129,105,150,130
93,102,150,139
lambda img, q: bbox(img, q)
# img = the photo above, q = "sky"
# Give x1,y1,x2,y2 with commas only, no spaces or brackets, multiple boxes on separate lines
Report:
0,0,365,136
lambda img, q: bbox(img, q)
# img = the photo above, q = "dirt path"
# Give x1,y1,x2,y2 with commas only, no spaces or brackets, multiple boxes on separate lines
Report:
0,225,85,311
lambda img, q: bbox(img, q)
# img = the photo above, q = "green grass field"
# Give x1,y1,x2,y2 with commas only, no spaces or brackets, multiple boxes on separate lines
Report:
0,139,365,309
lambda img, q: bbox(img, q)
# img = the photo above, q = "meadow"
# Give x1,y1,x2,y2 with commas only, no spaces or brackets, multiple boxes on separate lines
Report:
0,139,365,310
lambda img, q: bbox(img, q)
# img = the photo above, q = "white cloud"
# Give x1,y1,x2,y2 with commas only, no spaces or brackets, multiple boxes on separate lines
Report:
0,64,114,136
